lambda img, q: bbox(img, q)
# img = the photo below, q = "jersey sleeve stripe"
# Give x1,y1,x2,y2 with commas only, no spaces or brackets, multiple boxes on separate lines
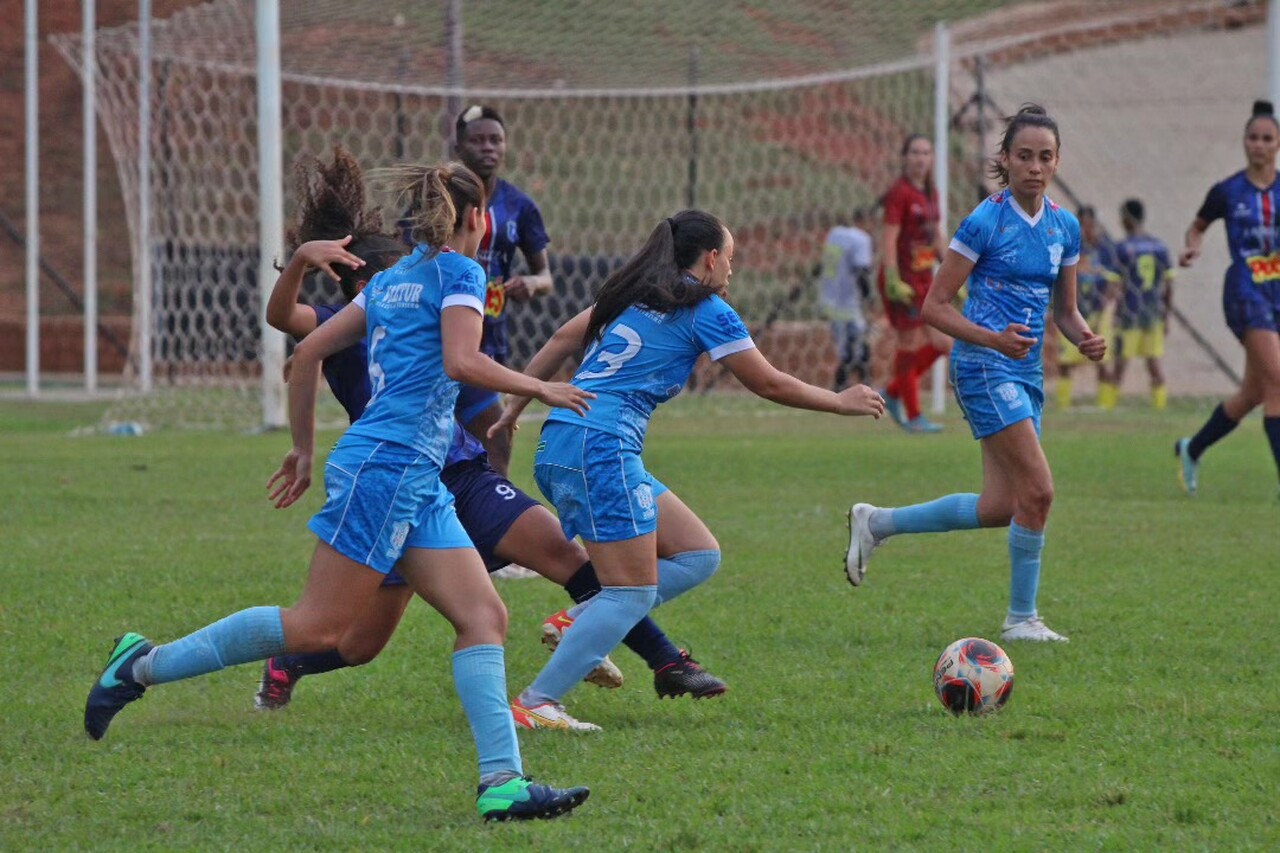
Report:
442,294,484,313
949,238,979,263
1061,254,1080,267
353,291,368,309
707,338,756,361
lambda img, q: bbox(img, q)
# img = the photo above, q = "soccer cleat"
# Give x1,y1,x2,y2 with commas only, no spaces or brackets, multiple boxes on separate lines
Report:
491,563,541,580
653,650,727,699
539,609,624,689
905,415,943,434
882,392,907,428
84,632,153,740
254,657,300,711
511,699,602,732
844,503,880,587
476,775,590,822
1174,437,1198,496
1001,615,1069,643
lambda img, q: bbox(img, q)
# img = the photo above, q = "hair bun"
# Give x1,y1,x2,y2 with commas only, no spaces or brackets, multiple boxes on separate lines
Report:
1253,99,1275,117
1017,103,1047,117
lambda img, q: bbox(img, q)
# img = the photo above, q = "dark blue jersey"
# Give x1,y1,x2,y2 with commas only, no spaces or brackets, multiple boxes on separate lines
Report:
1196,170,1280,298
1075,237,1120,317
1114,234,1173,328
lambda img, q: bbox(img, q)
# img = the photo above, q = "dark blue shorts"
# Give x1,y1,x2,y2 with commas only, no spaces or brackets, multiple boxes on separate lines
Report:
382,457,540,584
1223,279,1280,340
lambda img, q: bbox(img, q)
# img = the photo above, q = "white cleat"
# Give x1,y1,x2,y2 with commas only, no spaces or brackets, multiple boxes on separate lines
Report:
511,700,602,733
492,563,541,580
1001,615,1069,643
844,503,880,587
541,609,624,689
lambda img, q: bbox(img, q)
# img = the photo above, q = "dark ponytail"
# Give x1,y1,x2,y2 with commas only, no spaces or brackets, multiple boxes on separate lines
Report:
288,146,404,302
987,103,1060,188
1248,99,1279,132
584,209,726,346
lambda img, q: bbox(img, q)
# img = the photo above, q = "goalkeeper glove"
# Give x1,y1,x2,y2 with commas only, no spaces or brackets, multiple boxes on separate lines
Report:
884,269,914,305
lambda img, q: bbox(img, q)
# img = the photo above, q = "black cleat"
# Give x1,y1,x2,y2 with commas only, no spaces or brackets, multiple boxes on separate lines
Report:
654,650,728,699
85,632,153,740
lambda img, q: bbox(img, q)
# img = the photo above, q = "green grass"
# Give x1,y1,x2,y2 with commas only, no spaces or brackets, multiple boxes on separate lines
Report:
2,396,1278,849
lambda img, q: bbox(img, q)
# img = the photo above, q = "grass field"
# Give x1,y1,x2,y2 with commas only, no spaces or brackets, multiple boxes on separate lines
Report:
2,395,1278,850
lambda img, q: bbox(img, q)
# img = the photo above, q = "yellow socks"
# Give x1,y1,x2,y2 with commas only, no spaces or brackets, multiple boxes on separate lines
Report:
1056,377,1073,410
1153,385,1167,410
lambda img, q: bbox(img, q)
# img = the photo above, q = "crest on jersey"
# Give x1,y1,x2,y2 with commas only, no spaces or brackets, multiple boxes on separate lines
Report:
507,220,518,242
1048,243,1064,275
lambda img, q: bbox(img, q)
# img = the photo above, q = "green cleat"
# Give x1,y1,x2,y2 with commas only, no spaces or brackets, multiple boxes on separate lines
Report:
84,632,153,740
476,775,589,822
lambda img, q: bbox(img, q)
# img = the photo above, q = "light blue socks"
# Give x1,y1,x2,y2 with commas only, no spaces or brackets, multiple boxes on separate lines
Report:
655,550,721,606
523,585,657,706
1007,522,1045,618
869,493,980,538
453,645,522,780
134,606,285,685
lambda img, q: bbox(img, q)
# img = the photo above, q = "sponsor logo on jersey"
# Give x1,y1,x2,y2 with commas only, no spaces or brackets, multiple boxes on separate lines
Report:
381,282,424,307
1246,253,1280,283
910,245,937,272
485,279,506,318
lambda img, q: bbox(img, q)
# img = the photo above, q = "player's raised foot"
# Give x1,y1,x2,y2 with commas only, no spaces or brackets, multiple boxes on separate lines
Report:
844,503,880,587
511,699,602,733
654,650,727,699
254,657,299,711
540,609,624,689
84,632,153,740
476,775,590,822
1001,615,1069,643
906,415,943,434
1174,437,1198,496
882,391,907,428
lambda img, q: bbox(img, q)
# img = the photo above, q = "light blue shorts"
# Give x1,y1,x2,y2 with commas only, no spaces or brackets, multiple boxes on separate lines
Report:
533,422,669,544
308,435,473,575
950,360,1043,441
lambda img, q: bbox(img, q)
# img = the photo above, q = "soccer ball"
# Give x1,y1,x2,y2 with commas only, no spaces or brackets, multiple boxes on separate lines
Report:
932,637,1014,716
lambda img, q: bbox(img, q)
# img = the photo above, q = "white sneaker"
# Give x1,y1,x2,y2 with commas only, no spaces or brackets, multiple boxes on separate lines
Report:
511,699,602,733
1001,615,1069,643
844,503,881,587
491,563,541,580
540,609,624,689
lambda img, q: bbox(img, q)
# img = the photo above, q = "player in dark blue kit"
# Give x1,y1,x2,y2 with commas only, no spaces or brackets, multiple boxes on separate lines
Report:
445,105,553,478
260,148,727,717
493,209,885,730
847,105,1107,643
1113,198,1175,410
1176,100,1280,498
83,161,593,821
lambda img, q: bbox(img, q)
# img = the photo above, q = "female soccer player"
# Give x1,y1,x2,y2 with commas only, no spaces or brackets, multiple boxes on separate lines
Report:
492,209,885,730
83,162,593,821
878,134,951,433
447,105,554,477
1175,100,1280,497
259,149,727,715
847,104,1106,643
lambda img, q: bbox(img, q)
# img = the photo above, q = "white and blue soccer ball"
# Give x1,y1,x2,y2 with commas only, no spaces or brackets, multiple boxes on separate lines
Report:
933,637,1014,716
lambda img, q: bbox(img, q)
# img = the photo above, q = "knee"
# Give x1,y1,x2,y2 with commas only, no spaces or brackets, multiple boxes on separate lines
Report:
281,609,348,654
337,633,392,666
1017,480,1055,525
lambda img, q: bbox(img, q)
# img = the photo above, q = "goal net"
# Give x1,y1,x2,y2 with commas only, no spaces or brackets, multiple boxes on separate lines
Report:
50,0,1268,428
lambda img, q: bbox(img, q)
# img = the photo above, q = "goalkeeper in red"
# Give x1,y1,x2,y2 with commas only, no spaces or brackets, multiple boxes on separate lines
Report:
878,134,951,433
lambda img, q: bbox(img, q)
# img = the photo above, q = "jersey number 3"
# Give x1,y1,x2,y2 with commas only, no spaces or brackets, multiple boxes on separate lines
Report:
578,324,643,380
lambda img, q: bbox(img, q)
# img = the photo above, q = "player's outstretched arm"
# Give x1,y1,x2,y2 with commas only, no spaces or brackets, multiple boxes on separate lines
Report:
719,348,884,418
266,237,364,337
1179,218,1209,267
442,306,593,416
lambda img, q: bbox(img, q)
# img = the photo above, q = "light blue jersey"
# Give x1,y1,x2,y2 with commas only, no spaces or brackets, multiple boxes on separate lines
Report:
949,191,1081,385
344,245,487,466
545,289,755,451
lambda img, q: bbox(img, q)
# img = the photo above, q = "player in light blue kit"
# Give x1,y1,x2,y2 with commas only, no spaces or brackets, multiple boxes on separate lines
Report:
1176,100,1280,498
83,163,594,821
846,105,1107,643
492,209,885,730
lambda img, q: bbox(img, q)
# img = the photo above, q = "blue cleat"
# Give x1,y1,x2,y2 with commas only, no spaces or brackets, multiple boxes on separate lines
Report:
883,392,907,429
906,415,943,434
476,775,590,822
1174,437,1198,496
85,632,153,741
